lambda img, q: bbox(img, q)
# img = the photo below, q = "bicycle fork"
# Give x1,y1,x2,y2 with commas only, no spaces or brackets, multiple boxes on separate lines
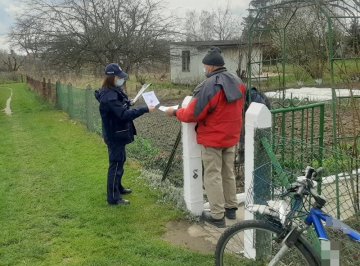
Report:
268,227,305,266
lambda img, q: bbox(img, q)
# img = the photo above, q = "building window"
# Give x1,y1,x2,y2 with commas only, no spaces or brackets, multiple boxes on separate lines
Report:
182,50,190,72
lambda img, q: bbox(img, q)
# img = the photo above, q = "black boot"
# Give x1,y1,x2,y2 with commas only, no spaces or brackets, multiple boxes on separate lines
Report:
109,199,130,206
225,208,237,220
120,188,132,195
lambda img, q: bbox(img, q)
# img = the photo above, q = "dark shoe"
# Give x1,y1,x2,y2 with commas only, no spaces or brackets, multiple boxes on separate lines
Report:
109,199,130,206
120,188,132,195
202,211,226,228
225,208,237,220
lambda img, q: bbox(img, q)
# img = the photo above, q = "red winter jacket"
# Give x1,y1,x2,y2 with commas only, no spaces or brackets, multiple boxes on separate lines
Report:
176,68,246,148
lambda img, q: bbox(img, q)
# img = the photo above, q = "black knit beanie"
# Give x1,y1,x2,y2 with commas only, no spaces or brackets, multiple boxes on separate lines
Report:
202,46,225,66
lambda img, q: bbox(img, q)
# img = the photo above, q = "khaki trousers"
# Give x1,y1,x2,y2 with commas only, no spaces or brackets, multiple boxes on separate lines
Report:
201,145,238,219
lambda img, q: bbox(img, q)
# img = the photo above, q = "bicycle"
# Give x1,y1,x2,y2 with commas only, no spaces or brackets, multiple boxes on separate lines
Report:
215,166,360,265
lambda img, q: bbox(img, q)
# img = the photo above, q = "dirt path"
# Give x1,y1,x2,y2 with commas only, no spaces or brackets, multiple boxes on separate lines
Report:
4,88,13,115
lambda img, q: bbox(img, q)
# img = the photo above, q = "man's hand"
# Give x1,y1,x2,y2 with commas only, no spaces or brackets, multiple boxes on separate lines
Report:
166,107,175,117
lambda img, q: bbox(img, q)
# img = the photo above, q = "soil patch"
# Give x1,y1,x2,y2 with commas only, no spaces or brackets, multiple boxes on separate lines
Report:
162,207,244,254
162,220,217,255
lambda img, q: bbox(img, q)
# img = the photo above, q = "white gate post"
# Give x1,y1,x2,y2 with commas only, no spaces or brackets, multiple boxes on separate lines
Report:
244,102,272,259
182,96,204,216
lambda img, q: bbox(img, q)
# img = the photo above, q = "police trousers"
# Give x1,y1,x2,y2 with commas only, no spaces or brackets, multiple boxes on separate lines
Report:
107,142,126,204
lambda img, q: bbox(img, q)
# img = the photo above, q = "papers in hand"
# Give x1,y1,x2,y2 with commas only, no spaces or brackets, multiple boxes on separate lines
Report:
158,105,179,112
142,91,160,107
132,83,151,103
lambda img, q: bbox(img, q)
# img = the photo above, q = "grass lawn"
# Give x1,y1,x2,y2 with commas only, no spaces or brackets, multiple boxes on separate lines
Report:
0,83,213,265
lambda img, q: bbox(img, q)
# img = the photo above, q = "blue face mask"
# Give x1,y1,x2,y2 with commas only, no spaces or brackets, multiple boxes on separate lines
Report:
115,78,125,87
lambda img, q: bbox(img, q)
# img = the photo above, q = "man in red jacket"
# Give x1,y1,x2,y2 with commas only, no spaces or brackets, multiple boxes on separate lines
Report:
166,47,246,227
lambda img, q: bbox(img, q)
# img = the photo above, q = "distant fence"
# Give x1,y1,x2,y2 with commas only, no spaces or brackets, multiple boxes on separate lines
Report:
26,76,184,186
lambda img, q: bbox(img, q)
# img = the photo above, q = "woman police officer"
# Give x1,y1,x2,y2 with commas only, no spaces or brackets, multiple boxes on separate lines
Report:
95,63,155,205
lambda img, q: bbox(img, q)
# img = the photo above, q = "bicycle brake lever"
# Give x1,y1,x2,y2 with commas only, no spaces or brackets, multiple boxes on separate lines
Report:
305,166,315,179
311,167,325,181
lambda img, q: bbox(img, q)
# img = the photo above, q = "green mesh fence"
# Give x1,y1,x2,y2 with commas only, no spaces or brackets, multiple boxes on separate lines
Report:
57,82,69,113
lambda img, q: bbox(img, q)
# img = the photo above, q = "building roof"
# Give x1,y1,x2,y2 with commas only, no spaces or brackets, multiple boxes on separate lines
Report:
171,40,262,49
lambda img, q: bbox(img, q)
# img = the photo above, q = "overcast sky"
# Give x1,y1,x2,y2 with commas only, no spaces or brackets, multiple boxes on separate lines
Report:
0,0,252,51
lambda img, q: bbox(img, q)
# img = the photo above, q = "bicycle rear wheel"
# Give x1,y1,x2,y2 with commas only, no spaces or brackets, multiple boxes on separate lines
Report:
215,220,320,266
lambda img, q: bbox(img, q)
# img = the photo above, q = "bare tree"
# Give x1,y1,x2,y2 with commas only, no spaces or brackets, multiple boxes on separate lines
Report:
199,11,214,41
0,50,23,72
9,16,46,58
184,10,199,41
9,0,179,74
213,3,241,41
184,3,242,41
347,19,360,55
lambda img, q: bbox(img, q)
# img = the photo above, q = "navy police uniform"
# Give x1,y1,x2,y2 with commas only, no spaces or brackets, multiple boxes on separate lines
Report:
95,86,148,204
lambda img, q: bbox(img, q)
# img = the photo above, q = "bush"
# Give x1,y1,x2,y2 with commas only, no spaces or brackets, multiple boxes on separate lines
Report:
0,72,22,84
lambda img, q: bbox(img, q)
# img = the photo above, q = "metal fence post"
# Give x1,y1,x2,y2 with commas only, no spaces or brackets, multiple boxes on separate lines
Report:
67,83,73,118
55,80,61,109
42,78,46,98
244,102,272,259
85,85,93,131
47,79,51,103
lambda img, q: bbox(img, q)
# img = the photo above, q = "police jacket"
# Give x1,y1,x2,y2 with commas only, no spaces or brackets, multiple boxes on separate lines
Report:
175,68,246,148
95,86,149,145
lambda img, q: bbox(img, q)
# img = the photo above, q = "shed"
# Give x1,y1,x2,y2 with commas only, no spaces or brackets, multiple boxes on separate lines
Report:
170,40,263,85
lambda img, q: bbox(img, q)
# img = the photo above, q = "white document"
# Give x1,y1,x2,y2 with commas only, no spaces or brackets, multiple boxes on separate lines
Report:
132,83,151,103
158,105,179,112
142,91,160,107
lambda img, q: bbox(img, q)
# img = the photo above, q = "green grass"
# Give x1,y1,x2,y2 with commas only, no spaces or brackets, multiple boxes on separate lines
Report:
0,83,213,265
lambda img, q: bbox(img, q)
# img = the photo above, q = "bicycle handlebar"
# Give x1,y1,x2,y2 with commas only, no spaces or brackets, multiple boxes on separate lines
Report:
289,166,326,208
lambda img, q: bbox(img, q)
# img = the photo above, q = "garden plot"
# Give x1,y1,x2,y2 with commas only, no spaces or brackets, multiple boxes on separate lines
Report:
266,87,360,101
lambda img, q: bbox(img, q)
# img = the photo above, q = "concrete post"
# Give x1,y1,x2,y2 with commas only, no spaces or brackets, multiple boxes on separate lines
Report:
182,96,203,216
244,102,272,259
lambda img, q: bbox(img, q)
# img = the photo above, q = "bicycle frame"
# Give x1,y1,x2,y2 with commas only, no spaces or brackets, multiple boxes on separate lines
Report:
266,200,360,265
304,208,360,242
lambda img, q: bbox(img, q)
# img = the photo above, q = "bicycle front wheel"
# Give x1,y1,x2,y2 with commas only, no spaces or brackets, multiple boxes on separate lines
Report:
215,220,319,266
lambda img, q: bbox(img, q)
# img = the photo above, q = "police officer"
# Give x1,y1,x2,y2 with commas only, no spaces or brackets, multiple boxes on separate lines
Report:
95,63,155,206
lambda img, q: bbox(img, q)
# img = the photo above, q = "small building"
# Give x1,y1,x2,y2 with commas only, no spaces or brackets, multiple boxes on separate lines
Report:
170,40,263,85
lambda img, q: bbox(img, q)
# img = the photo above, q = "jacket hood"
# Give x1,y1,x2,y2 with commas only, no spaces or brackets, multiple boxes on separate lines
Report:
197,68,243,103
95,88,106,103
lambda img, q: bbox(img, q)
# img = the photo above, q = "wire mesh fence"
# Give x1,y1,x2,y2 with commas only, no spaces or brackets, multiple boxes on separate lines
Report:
247,154,359,265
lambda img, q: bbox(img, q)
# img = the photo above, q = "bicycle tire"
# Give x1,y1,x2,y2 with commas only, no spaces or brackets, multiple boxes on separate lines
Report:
215,220,320,266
